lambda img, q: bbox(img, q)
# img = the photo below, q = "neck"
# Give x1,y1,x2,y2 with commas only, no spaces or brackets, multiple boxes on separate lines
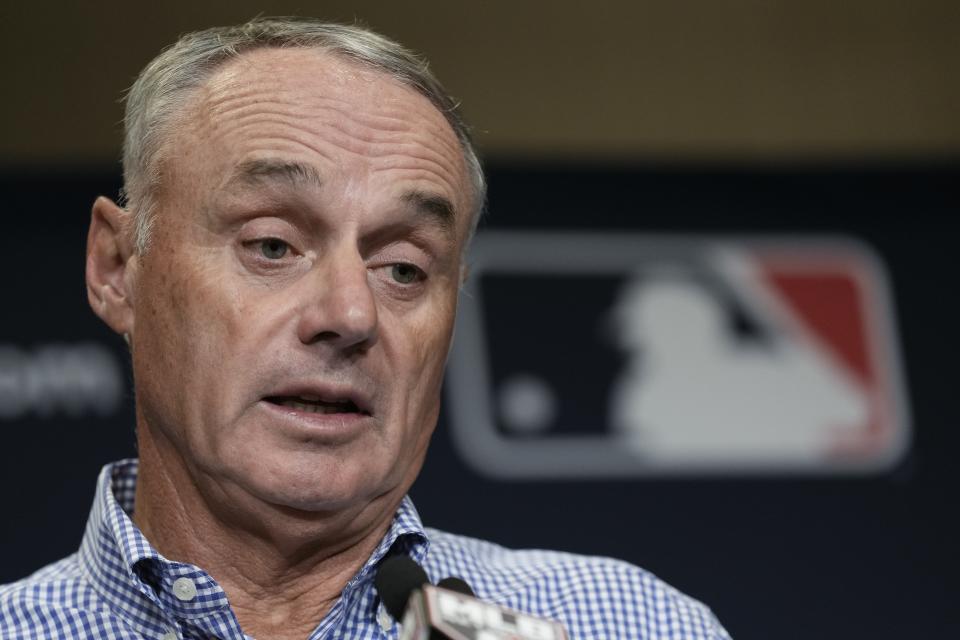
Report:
132,422,401,640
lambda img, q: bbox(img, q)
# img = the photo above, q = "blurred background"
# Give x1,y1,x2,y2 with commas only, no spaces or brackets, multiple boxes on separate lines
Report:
1,1,957,638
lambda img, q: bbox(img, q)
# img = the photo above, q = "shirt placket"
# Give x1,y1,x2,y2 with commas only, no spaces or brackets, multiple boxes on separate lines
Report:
151,563,244,640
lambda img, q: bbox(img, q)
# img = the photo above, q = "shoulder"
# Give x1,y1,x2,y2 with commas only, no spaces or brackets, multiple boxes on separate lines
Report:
0,555,139,639
1,554,82,607
423,528,731,640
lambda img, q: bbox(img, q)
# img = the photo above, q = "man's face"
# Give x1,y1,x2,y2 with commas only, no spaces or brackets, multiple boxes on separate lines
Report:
127,48,472,514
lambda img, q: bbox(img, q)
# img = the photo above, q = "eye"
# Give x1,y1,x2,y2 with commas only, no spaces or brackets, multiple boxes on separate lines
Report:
259,238,289,260
391,263,421,284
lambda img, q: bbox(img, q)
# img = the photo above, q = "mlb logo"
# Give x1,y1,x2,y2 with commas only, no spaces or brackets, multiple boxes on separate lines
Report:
446,232,910,477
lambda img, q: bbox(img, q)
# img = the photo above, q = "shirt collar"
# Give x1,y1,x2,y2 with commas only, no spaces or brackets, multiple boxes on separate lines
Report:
78,458,430,628
347,493,431,590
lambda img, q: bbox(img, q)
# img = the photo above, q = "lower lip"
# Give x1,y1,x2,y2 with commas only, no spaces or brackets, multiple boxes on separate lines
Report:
257,400,373,441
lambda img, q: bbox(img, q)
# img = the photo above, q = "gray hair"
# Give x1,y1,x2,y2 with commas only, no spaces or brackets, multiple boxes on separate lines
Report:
121,17,485,252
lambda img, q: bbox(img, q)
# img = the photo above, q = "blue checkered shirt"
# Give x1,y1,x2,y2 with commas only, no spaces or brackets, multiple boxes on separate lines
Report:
1,460,730,639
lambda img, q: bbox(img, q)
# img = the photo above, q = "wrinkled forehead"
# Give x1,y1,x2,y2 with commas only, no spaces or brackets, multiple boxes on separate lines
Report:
199,47,438,112
157,47,473,228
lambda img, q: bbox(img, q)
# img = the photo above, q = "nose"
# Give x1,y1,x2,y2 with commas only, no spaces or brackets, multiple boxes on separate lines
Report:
296,248,378,352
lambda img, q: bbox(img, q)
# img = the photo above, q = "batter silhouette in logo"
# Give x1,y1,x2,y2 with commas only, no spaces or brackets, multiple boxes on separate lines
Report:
608,272,869,465
447,233,907,477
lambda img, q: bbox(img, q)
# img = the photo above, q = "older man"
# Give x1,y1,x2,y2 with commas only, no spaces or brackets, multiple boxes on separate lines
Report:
0,18,729,640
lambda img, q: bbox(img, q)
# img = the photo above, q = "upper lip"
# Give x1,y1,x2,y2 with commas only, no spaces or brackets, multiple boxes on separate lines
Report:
263,382,373,415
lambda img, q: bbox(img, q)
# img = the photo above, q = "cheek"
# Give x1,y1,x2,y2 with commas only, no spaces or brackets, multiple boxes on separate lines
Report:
133,244,245,433
398,293,458,415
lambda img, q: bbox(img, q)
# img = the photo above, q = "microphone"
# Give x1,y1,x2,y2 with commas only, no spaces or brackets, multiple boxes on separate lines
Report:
375,555,568,640
374,555,430,620
436,576,474,596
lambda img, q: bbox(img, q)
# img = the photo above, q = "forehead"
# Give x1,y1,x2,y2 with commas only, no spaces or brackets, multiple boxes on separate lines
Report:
200,46,440,115
162,47,471,225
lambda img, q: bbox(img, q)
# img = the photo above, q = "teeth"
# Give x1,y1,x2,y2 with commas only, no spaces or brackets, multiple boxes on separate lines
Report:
280,399,347,414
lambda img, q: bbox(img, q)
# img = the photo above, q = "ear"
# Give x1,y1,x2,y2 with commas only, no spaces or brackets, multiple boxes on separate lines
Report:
86,196,138,337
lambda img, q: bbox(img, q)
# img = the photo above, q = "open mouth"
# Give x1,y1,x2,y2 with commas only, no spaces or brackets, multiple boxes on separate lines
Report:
264,395,367,415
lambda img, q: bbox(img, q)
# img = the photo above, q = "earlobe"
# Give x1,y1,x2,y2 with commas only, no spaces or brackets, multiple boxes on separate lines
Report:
86,196,137,337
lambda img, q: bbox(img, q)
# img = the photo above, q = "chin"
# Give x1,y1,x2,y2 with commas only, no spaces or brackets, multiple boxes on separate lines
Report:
236,455,389,514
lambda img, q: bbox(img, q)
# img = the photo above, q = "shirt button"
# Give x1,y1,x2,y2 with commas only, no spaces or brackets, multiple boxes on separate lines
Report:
377,604,393,631
161,631,178,640
172,577,198,601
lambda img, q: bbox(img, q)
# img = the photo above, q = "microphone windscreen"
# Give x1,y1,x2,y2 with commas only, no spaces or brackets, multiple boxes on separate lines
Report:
374,555,429,619
437,575,475,597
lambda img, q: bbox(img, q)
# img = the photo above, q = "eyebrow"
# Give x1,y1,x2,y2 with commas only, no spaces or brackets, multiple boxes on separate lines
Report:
227,158,323,190
401,190,457,236
224,158,458,234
